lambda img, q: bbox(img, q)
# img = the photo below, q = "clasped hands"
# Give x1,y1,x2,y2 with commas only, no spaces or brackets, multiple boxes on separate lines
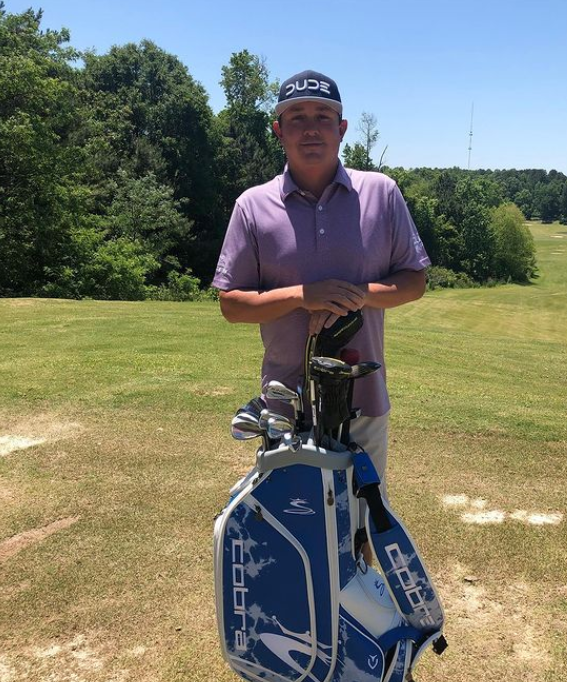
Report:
303,279,367,336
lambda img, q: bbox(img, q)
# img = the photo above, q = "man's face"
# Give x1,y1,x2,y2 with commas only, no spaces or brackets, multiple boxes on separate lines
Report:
273,101,348,172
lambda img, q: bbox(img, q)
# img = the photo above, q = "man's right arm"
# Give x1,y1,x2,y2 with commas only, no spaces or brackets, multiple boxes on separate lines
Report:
219,279,366,324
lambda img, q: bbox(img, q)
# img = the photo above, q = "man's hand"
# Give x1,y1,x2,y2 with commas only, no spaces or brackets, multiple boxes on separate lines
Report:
308,310,339,336
219,279,367,326
303,280,365,335
302,279,365,314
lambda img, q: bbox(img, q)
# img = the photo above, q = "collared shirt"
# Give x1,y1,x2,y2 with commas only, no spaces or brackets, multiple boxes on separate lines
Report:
213,163,430,417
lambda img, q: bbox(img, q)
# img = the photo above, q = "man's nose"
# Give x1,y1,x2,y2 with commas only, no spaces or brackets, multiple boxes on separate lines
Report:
302,119,320,134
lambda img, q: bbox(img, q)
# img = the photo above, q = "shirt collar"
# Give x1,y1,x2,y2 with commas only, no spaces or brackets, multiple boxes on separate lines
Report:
280,161,353,201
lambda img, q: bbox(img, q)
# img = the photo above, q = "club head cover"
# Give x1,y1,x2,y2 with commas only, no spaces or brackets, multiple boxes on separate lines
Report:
314,309,364,358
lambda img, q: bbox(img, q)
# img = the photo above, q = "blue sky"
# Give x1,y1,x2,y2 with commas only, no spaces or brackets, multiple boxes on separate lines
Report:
6,0,567,172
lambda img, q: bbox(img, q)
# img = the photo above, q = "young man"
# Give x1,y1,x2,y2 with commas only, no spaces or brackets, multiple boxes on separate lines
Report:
213,70,430,505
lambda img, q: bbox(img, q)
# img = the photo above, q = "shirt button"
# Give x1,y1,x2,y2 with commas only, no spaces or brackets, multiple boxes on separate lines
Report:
319,229,325,235
318,205,323,211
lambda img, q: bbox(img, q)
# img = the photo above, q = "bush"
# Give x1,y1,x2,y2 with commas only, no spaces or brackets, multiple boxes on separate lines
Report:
146,269,202,301
490,203,537,283
200,286,220,302
426,266,476,290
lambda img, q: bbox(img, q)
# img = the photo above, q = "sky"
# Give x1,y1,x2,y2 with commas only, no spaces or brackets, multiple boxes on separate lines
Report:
6,0,567,173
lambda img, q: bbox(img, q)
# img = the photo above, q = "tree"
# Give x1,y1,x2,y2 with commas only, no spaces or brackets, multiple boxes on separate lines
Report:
220,50,277,115
534,181,560,222
559,183,567,225
342,112,383,171
491,204,536,282
514,188,534,220
342,142,372,171
103,170,193,269
0,4,84,295
358,112,379,170
216,50,284,211
81,40,220,282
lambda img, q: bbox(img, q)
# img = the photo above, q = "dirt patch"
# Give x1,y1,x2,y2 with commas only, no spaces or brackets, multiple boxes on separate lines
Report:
441,494,563,526
1,634,130,682
461,509,506,524
432,562,554,680
0,416,83,457
0,436,46,457
193,386,233,397
0,516,80,563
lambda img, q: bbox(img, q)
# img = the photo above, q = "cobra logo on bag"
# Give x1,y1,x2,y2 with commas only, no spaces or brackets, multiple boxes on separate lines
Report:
384,542,436,628
284,498,316,515
231,539,249,651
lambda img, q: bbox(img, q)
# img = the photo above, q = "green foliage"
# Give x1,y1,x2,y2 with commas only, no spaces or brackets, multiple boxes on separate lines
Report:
513,188,534,219
342,112,382,171
41,230,159,300
343,142,376,171
490,203,537,283
426,266,476,290
80,39,220,281
220,49,277,114
102,170,193,265
1,5,561,298
147,269,201,301
560,183,567,224
83,237,159,300
534,181,561,223
216,50,284,214
0,4,84,295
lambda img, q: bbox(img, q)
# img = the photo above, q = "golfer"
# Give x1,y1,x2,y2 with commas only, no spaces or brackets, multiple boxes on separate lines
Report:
213,70,430,527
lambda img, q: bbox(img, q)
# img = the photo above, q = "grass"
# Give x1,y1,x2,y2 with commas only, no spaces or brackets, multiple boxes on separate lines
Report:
0,221,566,681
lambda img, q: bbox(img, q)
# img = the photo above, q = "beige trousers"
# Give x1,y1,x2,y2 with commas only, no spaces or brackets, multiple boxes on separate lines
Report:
349,412,390,505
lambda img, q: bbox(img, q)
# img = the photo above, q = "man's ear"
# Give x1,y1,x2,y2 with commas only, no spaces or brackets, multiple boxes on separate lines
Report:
273,120,282,140
339,118,348,140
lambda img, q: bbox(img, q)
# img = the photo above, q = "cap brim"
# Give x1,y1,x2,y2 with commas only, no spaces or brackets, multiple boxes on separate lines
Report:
275,97,343,117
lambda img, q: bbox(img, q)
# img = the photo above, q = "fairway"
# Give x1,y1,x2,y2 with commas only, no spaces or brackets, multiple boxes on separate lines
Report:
0,222,566,682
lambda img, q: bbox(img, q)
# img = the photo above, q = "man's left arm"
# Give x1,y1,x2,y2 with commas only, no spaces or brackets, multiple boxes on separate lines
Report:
361,268,426,309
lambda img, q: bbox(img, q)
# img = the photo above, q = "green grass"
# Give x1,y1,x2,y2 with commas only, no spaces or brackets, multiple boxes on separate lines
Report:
0,221,566,681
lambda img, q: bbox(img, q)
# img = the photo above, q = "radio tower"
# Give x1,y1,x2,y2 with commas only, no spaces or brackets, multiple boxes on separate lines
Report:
467,103,474,170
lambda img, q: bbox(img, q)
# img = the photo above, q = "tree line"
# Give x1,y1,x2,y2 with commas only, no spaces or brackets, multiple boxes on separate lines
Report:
1,5,564,300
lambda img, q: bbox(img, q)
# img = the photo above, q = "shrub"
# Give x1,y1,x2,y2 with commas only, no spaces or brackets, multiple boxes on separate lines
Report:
146,269,203,301
490,203,537,283
426,266,476,290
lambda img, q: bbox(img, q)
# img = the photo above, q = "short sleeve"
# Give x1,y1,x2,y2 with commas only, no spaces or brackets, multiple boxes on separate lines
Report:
212,202,261,291
388,183,431,273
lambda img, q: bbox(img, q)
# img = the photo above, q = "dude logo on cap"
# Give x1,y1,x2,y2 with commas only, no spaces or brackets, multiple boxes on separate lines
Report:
275,70,342,117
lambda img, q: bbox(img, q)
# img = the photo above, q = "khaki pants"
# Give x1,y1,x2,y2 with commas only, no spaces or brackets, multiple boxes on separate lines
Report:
350,412,389,508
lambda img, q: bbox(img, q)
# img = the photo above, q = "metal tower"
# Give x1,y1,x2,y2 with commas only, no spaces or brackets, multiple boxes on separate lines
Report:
467,103,474,170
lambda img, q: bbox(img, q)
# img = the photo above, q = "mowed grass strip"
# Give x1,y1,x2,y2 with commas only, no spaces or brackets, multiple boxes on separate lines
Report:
0,221,565,681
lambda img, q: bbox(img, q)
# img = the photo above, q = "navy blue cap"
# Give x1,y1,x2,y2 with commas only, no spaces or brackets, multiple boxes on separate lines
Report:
275,70,342,117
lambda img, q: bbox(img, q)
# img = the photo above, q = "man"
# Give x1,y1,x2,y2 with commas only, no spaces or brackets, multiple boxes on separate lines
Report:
213,70,430,508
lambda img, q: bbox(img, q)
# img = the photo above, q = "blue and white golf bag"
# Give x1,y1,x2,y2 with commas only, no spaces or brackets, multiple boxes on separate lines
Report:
213,438,447,682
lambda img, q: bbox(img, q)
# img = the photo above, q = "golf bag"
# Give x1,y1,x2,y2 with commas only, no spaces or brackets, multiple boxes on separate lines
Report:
213,313,447,681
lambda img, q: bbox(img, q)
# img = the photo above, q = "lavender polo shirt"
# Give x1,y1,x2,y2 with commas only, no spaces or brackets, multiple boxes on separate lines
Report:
213,163,430,417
